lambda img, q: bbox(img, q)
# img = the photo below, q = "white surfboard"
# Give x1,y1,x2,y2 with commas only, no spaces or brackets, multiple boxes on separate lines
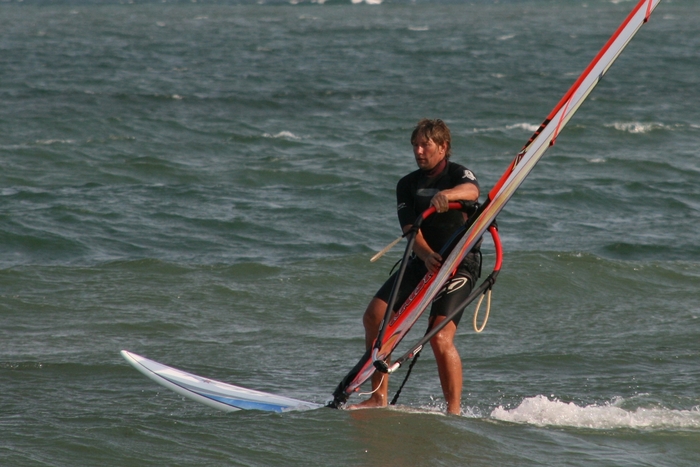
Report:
121,350,323,413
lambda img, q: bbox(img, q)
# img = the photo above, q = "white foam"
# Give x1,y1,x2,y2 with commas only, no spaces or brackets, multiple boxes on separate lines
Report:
607,122,667,134
1,188,19,196
263,131,301,140
506,123,539,132
472,123,538,134
35,139,76,145
491,395,700,430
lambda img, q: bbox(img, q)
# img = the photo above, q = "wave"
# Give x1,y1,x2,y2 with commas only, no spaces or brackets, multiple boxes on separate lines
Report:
491,395,700,431
262,131,302,140
35,139,77,145
472,122,539,134
506,123,539,132
606,121,676,134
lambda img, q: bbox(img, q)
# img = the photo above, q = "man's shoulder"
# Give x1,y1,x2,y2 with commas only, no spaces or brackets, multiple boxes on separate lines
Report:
447,161,477,183
397,168,423,188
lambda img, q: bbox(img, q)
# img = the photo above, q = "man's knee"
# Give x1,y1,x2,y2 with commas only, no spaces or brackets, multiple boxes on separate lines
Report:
430,329,453,353
363,298,386,330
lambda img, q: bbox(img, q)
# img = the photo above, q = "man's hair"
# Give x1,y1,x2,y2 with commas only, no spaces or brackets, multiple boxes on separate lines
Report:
410,119,452,158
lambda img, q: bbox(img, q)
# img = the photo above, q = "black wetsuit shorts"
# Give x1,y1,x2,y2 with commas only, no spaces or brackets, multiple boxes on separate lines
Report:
374,254,479,326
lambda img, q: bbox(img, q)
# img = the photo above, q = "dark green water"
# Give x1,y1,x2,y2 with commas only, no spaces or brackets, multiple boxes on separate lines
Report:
1,1,699,466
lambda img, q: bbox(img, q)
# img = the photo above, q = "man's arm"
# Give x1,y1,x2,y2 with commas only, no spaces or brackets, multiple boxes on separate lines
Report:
429,183,479,213
413,182,479,273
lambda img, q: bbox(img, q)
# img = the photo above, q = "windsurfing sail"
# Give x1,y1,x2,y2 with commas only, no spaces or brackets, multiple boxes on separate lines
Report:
330,0,661,408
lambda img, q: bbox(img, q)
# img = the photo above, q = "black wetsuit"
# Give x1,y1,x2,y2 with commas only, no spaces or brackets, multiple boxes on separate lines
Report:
374,160,481,325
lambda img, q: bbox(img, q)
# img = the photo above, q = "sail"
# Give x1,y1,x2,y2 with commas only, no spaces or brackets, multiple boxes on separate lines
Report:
331,0,661,407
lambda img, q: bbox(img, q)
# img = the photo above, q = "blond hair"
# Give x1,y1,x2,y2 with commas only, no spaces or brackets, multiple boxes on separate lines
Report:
410,119,452,158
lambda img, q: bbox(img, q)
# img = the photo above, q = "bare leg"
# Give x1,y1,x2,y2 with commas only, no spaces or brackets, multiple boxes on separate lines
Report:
429,316,462,415
347,297,390,409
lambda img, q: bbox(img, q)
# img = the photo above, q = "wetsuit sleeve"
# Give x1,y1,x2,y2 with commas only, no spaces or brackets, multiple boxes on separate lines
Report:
396,174,416,228
449,163,480,191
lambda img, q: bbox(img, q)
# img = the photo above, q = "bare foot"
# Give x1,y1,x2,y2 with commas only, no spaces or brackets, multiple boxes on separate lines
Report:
346,394,387,410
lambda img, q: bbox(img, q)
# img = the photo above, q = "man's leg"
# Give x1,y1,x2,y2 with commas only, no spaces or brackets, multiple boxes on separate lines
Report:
429,315,462,415
347,297,390,409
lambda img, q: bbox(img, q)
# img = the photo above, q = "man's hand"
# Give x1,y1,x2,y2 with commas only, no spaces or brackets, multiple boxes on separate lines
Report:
424,252,443,273
430,192,450,213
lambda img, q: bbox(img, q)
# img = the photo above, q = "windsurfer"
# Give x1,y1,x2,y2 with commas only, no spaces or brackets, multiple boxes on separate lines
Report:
349,119,481,415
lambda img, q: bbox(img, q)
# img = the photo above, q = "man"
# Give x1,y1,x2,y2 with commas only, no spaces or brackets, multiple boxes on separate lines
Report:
350,119,481,415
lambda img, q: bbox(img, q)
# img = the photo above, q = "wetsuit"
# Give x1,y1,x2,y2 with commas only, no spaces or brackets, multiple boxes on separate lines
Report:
374,160,481,325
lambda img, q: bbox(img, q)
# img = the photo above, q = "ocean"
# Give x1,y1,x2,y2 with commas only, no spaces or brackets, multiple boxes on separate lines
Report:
1,0,699,465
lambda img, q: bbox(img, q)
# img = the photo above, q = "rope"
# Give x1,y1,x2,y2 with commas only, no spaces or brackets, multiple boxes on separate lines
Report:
473,289,492,333
390,351,421,406
358,374,384,397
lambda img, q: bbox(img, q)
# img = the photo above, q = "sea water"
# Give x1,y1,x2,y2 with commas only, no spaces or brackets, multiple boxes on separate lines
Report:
1,1,699,466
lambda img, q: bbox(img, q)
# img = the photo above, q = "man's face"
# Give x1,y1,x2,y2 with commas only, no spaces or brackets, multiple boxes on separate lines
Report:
412,134,447,171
